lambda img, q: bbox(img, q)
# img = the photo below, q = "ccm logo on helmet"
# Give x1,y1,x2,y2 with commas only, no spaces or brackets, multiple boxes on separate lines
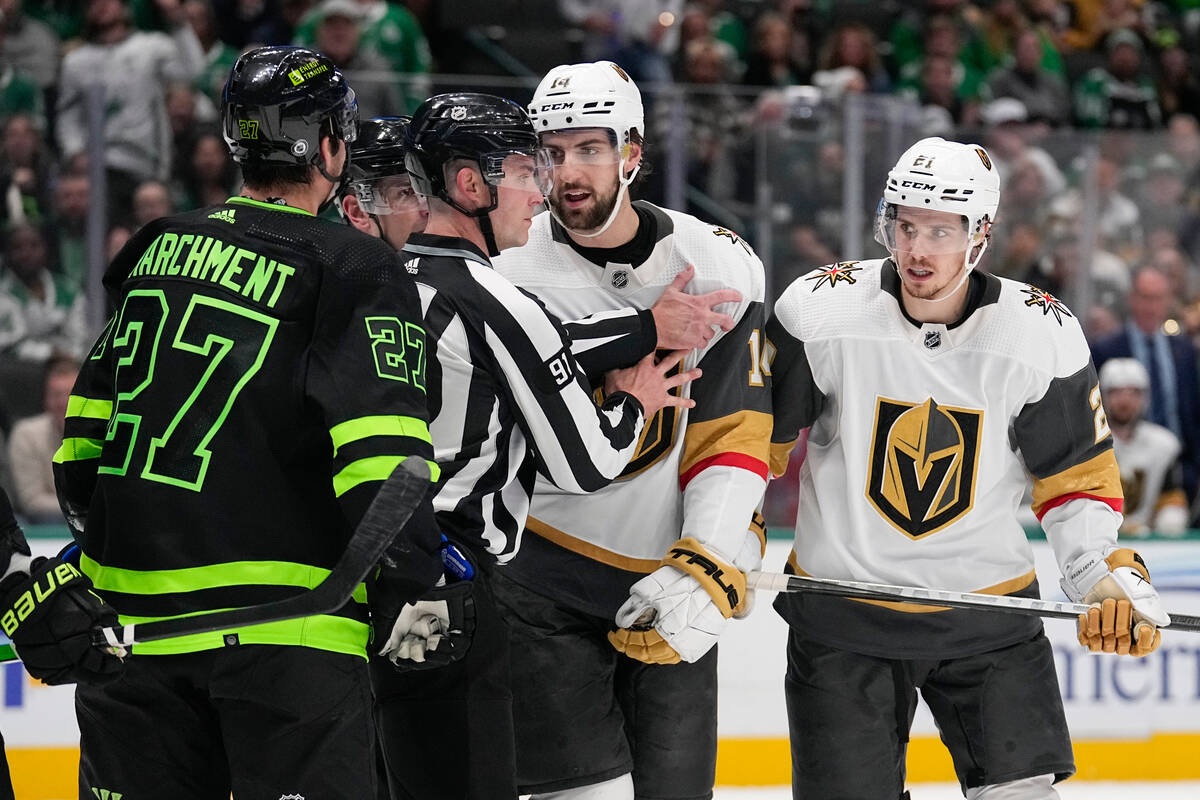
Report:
538,102,574,112
900,180,937,191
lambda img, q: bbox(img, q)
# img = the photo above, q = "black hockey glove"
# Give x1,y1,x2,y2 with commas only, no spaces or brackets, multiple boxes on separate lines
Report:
378,579,477,670
373,537,477,670
0,556,125,685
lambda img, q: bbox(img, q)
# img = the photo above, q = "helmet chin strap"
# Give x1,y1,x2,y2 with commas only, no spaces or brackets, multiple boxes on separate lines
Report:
316,158,350,216
438,184,501,257
548,158,640,239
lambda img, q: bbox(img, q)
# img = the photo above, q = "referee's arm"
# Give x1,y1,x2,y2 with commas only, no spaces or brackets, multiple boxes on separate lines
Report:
475,270,645,493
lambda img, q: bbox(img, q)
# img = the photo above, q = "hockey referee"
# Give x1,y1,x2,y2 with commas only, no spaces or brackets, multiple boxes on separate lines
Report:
41,47,444,798
359,92,700,799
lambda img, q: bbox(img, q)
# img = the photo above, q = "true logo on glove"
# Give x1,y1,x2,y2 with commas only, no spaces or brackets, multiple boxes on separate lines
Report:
1,561,82,635
665,547,740,609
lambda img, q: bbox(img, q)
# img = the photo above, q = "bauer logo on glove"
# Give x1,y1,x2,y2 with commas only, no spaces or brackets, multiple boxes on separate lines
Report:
1,560,84,635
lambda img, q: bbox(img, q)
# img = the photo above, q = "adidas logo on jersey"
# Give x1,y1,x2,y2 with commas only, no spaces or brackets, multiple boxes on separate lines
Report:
208,209,237,224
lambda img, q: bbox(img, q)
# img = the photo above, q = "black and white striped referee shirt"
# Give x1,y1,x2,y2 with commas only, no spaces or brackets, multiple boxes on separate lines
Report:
401,233,649,564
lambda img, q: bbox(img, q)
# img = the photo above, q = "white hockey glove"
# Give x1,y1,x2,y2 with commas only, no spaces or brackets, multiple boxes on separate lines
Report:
608,538,748,665
1061,548,1169,657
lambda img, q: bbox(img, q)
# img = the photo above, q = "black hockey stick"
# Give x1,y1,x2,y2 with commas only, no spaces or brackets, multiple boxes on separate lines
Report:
750,571,1200,633
0,458,430,663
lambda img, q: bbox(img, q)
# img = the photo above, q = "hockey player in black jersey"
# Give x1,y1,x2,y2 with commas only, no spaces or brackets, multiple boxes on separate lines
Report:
340,116,429,249
769,137,1169,798
0,482,122,799
49,47,444,799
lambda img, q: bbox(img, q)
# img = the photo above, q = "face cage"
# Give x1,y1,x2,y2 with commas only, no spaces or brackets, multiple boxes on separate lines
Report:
480,148,554,196
351,174,427,216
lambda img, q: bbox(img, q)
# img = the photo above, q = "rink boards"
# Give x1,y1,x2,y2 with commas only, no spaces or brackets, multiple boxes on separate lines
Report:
3,538,1200,795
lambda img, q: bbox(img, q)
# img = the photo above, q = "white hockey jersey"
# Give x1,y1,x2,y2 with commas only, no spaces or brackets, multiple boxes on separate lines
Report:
493,202,771,617
768,259,1123,658
1112,421,1187,535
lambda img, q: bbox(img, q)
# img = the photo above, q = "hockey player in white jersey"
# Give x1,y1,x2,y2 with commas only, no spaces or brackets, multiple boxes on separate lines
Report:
768,136,1170,799
1099,358,1189,536
491,61,771,799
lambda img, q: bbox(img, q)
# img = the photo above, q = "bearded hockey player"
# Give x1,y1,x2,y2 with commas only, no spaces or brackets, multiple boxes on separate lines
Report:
767,136,1170,799
492,61,771,799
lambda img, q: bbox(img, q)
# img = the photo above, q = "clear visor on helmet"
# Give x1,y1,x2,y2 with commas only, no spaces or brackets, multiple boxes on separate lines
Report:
352,174,426,216
876,202,974,256
542,129,622,168
480,149,554,195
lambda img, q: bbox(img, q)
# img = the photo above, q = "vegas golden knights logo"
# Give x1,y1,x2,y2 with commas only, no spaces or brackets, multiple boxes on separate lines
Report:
865,397,982,538
595,354,680,478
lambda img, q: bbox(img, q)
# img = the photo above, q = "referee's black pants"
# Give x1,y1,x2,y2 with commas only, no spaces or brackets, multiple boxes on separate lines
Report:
371,569,517,800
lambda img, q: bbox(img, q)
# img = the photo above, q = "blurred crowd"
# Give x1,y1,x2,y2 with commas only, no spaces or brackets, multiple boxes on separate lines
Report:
3,0,1200,533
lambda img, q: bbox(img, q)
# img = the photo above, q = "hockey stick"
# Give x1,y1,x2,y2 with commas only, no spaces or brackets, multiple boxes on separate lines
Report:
749,571,1200,633
0,458,431,663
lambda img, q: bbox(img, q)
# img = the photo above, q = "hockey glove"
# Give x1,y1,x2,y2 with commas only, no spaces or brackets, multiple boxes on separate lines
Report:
1061,548,1169,657
379,579,477,669
375,538,477,669
0,556,125,684
608,537,747,664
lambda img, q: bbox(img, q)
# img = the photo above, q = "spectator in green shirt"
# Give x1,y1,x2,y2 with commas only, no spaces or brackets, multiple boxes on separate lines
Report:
294,0,431,112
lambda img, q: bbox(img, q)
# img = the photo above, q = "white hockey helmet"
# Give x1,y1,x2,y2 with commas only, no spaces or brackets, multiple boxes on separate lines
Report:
528,61,645,238
875,137,1000,270
529,61,644,150
1099,358,1151,393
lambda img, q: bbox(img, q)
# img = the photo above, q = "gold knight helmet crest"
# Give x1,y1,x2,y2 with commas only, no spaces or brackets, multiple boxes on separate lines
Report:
865,397,982,538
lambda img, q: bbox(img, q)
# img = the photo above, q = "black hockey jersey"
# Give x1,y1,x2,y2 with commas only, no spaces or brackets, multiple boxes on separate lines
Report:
53,197,442,657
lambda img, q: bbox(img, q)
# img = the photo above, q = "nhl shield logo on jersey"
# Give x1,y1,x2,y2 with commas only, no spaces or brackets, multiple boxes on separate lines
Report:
865,397,982,538
805,262,861,292
611,269,629,289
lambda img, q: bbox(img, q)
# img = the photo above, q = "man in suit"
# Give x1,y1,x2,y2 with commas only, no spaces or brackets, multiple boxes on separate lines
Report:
1092,265,1200,502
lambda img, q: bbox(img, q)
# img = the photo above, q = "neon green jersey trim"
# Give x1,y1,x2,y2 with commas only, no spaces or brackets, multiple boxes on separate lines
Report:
117,610,370,658
332,455,441,497
65,395,113,420
226,196,313,216
52,437,104,464
80,553,368,604
329,415,432,457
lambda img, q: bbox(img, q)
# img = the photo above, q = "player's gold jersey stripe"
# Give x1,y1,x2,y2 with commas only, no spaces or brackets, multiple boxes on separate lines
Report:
1031,449,1123,517
526,516,661,572
680,410,772,478
787,549,1037,613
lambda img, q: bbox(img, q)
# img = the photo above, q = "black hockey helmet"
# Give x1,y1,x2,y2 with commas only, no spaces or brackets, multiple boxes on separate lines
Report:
405,93,551,206
347,116,412,182
341,116,425,217
221,46,358,166
405,93,550,255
